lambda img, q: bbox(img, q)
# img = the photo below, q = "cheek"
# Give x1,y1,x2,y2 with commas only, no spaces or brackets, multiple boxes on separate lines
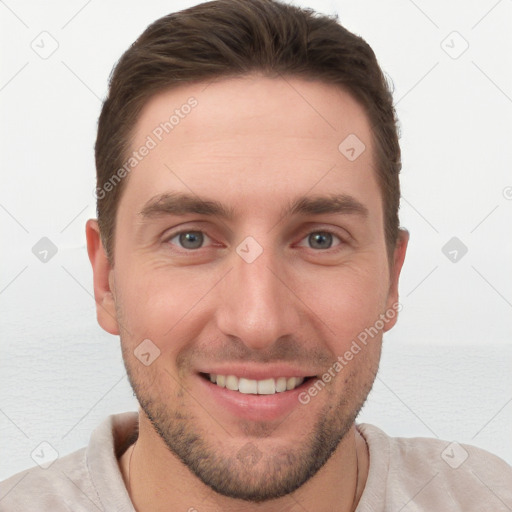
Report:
114,246,391,359
299,261,390,348
113,262,215,352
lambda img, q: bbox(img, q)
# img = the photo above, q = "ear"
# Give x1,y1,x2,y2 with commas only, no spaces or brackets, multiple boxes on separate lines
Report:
86,219,120,335
383,229,409,332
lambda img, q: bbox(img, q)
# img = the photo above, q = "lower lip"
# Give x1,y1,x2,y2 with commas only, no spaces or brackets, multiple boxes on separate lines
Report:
196,374,313,422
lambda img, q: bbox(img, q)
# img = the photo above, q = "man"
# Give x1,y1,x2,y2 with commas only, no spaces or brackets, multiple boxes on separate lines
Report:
1,0,511,510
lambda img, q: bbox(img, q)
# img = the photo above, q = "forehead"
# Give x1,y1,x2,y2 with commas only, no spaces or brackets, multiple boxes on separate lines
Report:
120,74,381,222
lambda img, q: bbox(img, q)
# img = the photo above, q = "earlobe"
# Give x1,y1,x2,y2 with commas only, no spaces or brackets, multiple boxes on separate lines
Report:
85,219,120,335
384,229,409,331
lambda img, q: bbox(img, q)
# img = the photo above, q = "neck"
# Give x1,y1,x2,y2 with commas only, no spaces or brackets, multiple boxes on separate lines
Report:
119,415,368,512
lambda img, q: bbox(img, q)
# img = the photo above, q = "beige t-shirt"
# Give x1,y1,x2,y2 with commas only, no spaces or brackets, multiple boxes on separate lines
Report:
1,411,511,511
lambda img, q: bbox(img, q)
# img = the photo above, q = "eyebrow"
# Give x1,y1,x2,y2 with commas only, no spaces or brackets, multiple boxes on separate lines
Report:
138,192,369,221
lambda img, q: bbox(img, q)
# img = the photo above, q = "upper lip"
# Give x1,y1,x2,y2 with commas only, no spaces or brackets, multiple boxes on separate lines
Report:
196,364,317,381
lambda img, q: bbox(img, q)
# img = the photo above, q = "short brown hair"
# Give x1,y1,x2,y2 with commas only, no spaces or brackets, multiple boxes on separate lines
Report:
95,0,401,262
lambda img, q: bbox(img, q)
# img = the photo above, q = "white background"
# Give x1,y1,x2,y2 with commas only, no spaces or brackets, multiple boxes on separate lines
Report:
1,0,511,480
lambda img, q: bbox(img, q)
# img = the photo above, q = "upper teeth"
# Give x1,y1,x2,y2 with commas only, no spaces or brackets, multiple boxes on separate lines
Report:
209,374,305,394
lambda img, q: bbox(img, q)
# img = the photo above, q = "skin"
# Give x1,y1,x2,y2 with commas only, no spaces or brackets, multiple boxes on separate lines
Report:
86,74,408,512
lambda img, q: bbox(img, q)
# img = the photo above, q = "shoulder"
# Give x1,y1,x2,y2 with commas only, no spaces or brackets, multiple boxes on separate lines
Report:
0,447,101,511
0,412,137,511
356,423,512,511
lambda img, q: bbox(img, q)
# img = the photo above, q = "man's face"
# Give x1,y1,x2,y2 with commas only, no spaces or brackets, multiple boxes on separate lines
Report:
91,74,406,501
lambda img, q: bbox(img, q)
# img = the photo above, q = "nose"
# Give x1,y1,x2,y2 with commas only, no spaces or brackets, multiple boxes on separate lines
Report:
215,241,302,352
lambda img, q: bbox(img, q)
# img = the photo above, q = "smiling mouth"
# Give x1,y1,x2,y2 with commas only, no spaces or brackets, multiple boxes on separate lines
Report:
200,373,315,395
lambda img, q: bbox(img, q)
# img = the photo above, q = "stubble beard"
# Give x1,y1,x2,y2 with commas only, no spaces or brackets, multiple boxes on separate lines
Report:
121,341,379,503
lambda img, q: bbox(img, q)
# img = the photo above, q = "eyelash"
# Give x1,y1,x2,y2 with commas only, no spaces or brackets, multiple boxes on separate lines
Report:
163,227,347,253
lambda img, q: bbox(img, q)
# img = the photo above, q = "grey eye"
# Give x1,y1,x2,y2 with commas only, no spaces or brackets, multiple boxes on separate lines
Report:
171,231,206,250
308,232,334,250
